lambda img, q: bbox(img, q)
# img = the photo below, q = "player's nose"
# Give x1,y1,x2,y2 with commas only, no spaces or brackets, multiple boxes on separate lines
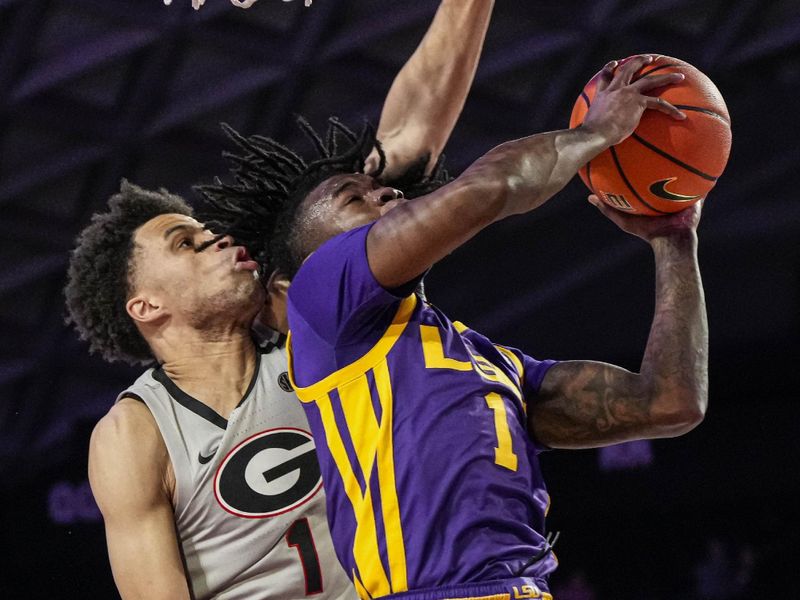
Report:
369,186,403,205
214,234,234,251
372,187,405,216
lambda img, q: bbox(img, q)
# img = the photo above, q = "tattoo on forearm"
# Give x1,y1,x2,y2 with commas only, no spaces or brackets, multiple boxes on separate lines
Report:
534,236,708,448
645,237,708,406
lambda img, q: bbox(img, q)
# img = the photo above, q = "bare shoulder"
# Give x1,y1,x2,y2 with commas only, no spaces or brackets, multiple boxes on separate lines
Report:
89,397,171,512
90,397,165,464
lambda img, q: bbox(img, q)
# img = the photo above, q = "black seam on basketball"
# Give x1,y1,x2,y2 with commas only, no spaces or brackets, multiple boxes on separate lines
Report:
609,146,671,214
632,63,680,82
580,91,590,108
673,104,731,125
631,133,718,181
586,159,595,194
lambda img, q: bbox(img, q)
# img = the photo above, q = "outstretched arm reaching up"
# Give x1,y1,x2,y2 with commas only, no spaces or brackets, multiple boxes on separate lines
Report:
366,0,495,179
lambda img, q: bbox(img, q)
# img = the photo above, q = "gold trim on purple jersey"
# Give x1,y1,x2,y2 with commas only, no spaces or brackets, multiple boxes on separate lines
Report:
287,295,417,597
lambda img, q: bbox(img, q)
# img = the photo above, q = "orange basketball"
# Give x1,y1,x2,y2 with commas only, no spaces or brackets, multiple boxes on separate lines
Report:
569,55,732,216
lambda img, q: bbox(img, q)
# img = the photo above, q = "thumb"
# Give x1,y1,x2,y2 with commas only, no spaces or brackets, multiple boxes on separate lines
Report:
587,193,621,223
587,194,602,208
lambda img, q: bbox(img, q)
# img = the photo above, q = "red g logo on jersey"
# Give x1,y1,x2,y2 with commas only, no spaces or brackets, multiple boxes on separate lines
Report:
214,428,322,518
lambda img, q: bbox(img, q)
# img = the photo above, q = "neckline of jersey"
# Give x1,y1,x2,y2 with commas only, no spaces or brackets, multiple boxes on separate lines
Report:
152,349,263,430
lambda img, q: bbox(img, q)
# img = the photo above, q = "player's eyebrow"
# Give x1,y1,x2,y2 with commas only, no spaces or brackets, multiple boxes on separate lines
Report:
331,177,363,199
163,223,198,239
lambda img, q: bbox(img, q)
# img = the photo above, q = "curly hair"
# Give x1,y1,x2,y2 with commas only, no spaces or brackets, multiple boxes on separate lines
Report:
64,180,193,365
196,117,450,279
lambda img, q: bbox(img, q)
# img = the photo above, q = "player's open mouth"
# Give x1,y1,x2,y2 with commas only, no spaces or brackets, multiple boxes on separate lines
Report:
233,247,259,272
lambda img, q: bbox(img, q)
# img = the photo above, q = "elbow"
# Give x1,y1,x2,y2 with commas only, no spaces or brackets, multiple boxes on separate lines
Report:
652,389,707,437
673,401,706,435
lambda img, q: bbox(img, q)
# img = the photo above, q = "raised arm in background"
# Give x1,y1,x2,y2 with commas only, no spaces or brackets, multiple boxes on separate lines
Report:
367,0,495,179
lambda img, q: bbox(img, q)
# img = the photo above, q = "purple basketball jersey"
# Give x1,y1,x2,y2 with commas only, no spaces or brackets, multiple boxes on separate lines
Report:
287,224,558,599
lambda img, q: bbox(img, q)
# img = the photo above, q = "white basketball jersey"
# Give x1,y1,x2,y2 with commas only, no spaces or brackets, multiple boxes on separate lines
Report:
119,342,357,600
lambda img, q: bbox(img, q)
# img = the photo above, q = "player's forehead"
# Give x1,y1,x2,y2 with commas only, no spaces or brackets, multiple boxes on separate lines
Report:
308,172,375,204
135,213,204,245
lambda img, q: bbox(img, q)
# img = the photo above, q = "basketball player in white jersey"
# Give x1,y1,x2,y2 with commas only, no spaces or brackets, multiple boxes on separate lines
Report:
64,3,495,598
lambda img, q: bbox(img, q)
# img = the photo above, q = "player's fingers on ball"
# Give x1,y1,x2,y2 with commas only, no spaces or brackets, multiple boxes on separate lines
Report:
633,72,684,92
644,96,686,119
595,60,618,92
589,195,615,218
615,54,653,87
588,196,621,223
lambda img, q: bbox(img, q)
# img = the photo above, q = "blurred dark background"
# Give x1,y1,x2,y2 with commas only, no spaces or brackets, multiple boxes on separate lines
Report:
1,0,798,597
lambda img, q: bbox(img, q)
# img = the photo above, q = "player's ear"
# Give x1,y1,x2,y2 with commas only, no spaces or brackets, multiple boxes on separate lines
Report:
126,294,167,324
266,270,290,297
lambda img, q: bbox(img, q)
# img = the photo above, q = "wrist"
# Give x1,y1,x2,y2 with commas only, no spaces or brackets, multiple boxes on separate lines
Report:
574,123,615,157
650,230,698,253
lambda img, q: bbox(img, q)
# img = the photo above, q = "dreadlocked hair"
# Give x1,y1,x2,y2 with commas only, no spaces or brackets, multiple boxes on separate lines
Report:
64,180,193,365
196,117,451,279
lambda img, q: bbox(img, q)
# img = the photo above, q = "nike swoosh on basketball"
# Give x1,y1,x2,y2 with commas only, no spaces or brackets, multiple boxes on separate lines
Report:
649,177,700,202
198,448,219,464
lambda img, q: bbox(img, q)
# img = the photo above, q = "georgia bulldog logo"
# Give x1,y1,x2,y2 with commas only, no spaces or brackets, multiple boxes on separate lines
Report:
214,428,322,518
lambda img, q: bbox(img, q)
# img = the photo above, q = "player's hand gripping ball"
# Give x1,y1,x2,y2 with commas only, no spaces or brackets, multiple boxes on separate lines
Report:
570,55,732,216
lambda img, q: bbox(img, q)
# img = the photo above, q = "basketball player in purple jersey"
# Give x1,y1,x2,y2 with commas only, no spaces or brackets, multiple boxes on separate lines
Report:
65,3,495,598
203,55,706,599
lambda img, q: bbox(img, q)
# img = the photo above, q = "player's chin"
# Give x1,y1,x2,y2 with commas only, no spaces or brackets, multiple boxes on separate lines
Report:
229,279,265,311
225,267,262,292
